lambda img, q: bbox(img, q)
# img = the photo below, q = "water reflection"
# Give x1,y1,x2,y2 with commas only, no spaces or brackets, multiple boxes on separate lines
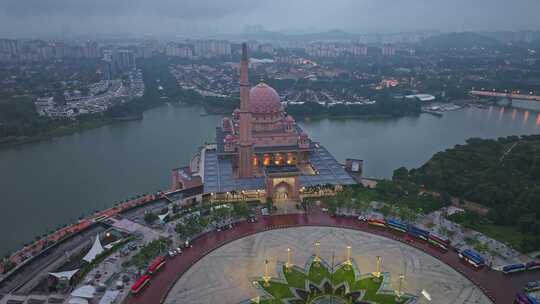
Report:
523,111,530,126
1,104,539,256
498,107,505,121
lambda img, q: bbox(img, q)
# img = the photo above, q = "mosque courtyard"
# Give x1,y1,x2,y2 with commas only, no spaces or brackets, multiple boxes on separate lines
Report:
164,226,491,304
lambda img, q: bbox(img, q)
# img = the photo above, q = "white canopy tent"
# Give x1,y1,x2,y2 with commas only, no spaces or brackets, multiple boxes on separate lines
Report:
158,212,169,222
83,234,104,263
98,290,120,304
68,297,89,304
71,285,95,299
48,269,79,280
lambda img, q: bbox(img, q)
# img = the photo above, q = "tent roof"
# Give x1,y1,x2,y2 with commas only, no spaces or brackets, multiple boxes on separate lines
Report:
71,285,95,299
98,290,120,304
83,234,104,263
158,212,169,222
49,269,79,280
68,297,89,304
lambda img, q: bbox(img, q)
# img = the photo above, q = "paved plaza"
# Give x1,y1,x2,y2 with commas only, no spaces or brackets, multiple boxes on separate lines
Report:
165,226,491,304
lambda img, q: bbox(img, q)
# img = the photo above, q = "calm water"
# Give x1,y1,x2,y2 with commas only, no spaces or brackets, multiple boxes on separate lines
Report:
0,104,539,255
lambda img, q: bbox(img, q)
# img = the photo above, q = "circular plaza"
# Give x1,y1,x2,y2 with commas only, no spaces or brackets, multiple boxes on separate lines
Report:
164,226,491,304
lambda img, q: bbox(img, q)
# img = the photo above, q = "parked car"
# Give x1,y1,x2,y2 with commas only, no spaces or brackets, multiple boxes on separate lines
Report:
525,281,540,292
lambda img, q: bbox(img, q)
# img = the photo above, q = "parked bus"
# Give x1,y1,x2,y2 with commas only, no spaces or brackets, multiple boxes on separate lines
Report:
130,274,151,294
459,249,485,268
515,293,540,304
526,261,540,271
407,225,430,241
386,219,408,233
147,256,166,274
503,263,526,274
428,233,450,252
367,218,386,228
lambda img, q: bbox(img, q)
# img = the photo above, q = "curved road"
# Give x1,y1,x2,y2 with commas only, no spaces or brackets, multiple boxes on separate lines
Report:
128,210,540,304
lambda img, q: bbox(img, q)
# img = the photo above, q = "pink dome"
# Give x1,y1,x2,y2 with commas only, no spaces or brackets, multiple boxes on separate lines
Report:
249,83,282,113
224,134,235,142
300,132,309,138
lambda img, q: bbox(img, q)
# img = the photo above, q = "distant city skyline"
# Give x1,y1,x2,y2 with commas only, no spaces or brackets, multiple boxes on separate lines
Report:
1,0,540,38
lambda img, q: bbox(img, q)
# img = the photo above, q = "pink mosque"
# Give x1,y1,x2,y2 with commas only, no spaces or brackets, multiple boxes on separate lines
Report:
172,43,358,203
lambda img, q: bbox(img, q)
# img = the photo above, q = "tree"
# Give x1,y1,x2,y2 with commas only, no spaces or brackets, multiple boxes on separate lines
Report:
397,206,418,223
144,212,159,224
440,191,452,206
266,197,274,212
380,205,392,218
392,167,409,181
233,202,250,218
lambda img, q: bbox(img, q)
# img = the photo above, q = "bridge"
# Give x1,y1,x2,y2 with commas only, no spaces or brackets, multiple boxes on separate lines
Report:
470,90,540,101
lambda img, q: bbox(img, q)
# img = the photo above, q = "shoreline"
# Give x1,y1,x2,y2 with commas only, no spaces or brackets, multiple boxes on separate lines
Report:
0,112,145,150
0,190,166,279
0,105,420,149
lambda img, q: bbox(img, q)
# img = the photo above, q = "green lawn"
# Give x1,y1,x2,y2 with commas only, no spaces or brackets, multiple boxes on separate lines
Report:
331,265,355,287
308,262,332,284
259,281,295,300
352,278,398,304
283,266,307,289
257,261,410,304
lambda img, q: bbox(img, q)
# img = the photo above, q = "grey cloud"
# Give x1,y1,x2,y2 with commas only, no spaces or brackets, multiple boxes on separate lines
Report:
0,0,539,37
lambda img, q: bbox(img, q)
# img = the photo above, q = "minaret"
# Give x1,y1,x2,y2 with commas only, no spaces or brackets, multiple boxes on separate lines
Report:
238,43,254,178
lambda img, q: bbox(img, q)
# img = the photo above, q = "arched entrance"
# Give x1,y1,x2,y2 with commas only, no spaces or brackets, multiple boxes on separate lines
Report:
273,181,291,201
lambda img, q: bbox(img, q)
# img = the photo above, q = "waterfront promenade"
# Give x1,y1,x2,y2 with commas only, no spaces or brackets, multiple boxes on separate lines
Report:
127,208,540,304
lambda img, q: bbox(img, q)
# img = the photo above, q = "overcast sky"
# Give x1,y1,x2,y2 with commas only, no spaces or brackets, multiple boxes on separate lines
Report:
1,0,539,38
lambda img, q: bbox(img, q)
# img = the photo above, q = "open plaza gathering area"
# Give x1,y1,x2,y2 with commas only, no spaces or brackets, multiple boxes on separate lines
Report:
2,189,540,304
125,208,540,304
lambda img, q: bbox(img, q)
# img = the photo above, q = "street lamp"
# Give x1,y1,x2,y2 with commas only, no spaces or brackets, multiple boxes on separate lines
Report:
262,259,271,287
373,256,382,282
395,273,405,302
421,289,432,302
286,248,293,272
314,241,321,265
344,245,352,270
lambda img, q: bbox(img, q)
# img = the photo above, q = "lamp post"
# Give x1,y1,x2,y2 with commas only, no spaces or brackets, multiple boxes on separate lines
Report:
373,256,382,282
344,245,352,270
286,248,293,272
395,273,405,302
263,259,270,287
314,241,321,265
421,289,432,302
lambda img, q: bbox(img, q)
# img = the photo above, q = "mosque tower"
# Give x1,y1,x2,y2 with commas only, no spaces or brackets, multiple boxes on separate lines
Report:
237,43,254,178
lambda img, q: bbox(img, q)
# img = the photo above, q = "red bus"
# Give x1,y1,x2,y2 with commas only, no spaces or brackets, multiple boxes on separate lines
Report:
428,234,450,252
368,218,386,228
130,274,151,294
147,256,166,274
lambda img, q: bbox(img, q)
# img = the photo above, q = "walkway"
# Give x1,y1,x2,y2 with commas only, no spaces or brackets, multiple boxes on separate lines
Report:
127,210,540,304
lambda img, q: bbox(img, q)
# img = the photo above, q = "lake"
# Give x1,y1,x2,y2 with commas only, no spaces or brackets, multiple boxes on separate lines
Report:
0,104,539,255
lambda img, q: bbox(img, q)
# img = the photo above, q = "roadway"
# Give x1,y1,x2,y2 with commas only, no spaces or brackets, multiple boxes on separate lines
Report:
470,90,540,101
127,209,540,304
